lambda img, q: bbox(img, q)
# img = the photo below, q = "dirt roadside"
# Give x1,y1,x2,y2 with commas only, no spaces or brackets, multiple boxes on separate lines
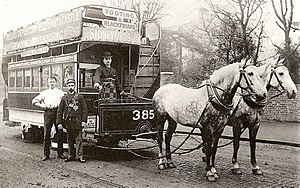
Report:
0,118,299,187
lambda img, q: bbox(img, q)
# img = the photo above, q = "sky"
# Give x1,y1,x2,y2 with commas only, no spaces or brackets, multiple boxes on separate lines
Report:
0,0,299,57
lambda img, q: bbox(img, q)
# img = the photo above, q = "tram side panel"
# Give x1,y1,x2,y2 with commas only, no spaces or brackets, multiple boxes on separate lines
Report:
95,102,158,144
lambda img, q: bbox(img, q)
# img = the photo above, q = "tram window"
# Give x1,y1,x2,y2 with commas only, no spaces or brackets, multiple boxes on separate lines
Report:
42,50,51,58
79,69,94,88
63,64,74,86
41,66,49,89
24,69,31,88
16,55,21,61
32,67,39,91
51,65,62,88
9,70,16,88
52,47,62,56
63,44,77,54
16,69,23,88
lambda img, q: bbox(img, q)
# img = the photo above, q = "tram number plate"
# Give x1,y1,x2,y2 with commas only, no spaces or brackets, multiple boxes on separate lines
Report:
132,109,155,120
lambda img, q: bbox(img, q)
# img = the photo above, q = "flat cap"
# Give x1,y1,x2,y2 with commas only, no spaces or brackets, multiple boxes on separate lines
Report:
66,79,76,85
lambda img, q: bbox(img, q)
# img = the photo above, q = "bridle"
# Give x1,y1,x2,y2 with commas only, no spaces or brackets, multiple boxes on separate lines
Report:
207,64,257,112
266,64,286,92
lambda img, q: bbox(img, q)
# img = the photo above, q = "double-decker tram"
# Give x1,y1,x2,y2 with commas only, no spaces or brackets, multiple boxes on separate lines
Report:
1,5,161,146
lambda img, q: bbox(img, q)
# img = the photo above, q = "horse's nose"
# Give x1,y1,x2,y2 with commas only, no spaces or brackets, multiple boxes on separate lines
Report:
256,93,266,101
292,90,297,98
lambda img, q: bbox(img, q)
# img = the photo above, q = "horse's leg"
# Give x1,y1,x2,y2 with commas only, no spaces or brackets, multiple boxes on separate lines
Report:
165,116,177,168
211,126,225,179
201,128,215,182
157,114,167,170
231,124,243,175
249,122,263,175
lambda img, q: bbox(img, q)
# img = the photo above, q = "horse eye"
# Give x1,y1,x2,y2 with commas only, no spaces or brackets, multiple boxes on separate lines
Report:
248,72,254,76
279,72,284,76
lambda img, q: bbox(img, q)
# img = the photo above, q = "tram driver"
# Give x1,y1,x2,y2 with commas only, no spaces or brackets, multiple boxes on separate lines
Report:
93,51,124,98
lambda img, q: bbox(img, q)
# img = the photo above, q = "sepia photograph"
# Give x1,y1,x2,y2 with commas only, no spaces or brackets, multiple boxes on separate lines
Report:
0,0,299,187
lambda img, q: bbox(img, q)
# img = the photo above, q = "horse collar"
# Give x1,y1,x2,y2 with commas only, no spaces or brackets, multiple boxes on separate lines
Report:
206,80,234,112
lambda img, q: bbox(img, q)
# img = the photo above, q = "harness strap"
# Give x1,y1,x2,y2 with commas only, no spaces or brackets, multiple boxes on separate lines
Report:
206,80,234,112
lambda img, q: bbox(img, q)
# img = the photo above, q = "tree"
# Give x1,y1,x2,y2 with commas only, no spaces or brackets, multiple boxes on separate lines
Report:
130,0,166,23
208,0,266,64
271,0,300,83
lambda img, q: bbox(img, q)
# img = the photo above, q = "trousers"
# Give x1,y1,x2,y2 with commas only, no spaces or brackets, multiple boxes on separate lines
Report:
44,110,63,156
67,129,83,159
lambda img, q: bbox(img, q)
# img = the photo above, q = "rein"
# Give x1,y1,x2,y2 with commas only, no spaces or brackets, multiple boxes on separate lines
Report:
128,101,210,160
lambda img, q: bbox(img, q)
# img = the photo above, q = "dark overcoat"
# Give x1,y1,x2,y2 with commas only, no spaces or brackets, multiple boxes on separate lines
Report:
56,92,88,130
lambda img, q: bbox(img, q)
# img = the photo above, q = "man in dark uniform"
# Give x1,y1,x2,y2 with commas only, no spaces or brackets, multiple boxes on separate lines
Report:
56,79,88,163
93,51,124,98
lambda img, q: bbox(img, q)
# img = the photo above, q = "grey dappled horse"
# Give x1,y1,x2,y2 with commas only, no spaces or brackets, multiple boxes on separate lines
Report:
153,61,267,182
228,58,297,175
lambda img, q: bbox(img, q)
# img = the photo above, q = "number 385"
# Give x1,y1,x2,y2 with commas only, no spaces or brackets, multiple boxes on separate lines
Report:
132,109,155,120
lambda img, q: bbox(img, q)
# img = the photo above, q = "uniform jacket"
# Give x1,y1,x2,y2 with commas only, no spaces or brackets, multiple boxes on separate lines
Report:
56,92,88,130
94,65,121,92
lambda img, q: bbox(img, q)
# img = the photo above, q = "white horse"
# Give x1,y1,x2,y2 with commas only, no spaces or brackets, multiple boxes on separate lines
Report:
229,58,298,175
153,61,267,182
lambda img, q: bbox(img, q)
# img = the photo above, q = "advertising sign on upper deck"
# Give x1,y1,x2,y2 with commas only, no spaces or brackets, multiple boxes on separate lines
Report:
83,6,138,32
82,27,140,45
3,8,83,54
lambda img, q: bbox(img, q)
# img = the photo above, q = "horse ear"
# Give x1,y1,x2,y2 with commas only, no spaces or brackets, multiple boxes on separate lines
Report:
241,58,252,68
238,63,244,72
277,57,285,65
245,58,252,66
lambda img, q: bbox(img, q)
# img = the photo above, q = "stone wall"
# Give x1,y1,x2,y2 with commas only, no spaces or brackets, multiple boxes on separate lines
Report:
262,84,300,122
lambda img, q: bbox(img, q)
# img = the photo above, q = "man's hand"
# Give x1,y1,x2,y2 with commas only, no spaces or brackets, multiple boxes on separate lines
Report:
81,122,86,128
57,124,63,130
120,91,125,96
34,102,46,109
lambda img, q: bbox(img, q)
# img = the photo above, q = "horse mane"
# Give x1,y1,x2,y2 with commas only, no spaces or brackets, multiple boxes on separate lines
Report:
210,63,240,89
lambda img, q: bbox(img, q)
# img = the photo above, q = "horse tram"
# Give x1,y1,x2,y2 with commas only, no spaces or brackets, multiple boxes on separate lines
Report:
1,5,161,146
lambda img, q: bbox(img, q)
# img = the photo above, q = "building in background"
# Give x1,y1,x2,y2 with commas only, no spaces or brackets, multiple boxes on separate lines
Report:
0,49,5,113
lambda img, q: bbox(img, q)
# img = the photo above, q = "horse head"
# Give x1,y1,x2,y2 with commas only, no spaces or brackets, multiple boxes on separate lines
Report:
210,61,267,106
266,58,298,99
236,62,267,102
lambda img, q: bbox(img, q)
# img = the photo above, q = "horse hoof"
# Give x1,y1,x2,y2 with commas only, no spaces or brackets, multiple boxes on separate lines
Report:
166,162,176,168
252,168,263,175
214,173,220,179
231,168,242,175
202,156,207,162
158,163,166,170
206,175,216,182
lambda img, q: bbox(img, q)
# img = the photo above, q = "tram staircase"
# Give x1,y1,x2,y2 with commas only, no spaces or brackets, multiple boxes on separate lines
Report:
132,45,160,98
